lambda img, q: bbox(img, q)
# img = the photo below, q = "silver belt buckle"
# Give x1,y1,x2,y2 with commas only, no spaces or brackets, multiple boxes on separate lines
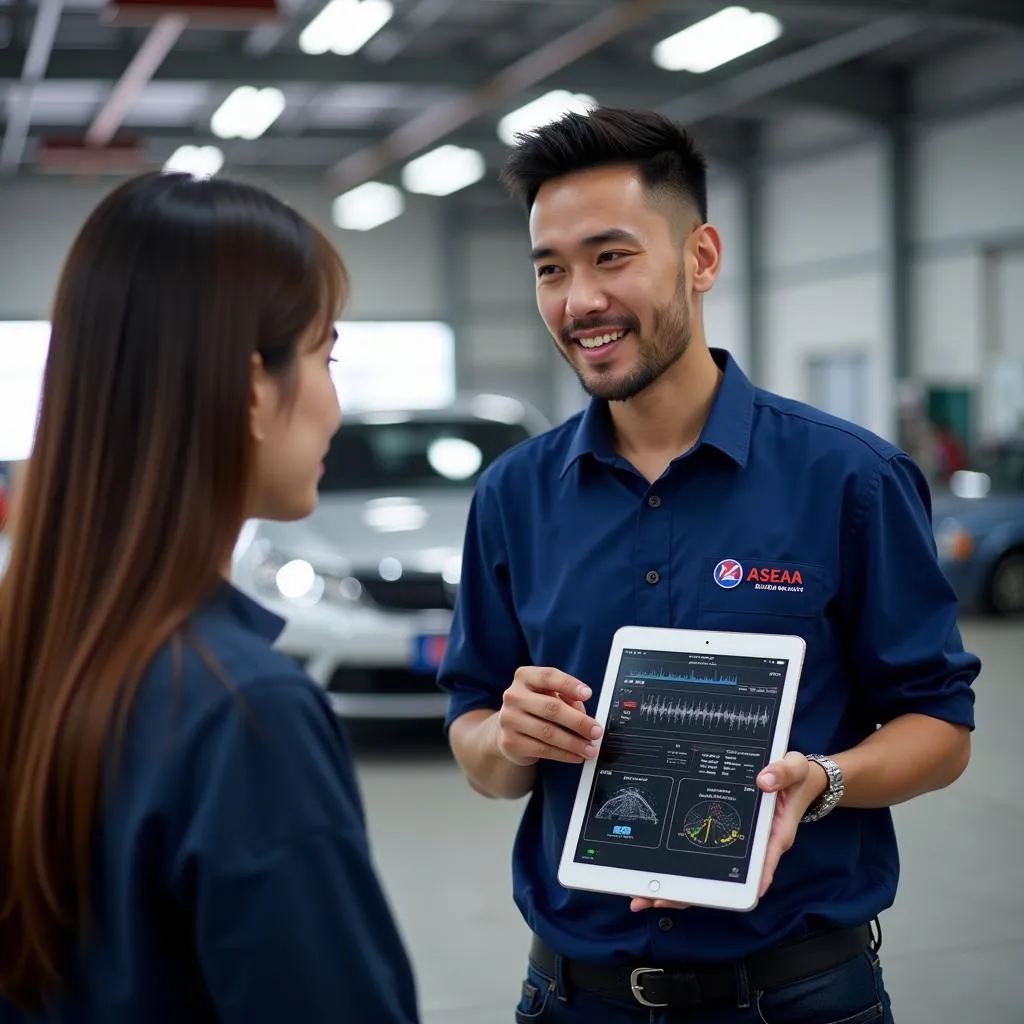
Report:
630,967,667,1008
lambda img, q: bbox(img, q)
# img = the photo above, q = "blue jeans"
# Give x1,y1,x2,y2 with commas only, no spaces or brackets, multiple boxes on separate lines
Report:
514,947,894,1023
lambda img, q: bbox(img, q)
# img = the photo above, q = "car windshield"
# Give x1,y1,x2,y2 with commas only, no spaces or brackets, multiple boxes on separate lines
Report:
321,418,531,492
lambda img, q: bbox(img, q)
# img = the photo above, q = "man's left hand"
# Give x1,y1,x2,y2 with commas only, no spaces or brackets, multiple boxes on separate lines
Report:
628,751,827,913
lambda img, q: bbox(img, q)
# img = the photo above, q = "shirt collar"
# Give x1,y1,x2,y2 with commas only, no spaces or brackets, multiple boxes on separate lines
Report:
560,347,754,478
208,580,287,644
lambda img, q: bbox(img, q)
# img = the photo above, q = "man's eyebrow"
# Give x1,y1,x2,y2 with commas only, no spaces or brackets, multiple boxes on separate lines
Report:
530,228,642,262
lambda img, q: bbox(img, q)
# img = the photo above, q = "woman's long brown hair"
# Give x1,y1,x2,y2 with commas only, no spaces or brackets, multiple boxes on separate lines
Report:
0,172,348,1011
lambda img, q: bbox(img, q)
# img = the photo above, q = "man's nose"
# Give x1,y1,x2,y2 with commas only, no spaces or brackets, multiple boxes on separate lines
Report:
565,273,610,320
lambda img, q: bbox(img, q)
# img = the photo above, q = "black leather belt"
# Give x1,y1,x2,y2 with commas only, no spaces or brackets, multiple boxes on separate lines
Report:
529,923,872,1009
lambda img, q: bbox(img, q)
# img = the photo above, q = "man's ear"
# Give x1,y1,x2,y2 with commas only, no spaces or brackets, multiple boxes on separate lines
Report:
250,351,273,443
690,223,723,295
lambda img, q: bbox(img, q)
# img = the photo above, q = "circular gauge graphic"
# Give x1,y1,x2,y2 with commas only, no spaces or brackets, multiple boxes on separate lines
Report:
682,800,744,849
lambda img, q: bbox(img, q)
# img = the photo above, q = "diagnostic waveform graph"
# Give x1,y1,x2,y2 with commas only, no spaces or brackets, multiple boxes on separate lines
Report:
638,691,773,739
624,665,740,686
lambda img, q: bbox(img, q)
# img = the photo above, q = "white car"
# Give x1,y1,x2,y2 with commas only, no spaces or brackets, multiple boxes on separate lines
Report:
232,394,548,719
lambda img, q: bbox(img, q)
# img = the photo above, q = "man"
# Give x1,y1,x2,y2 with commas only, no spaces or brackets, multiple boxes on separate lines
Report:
437,107,979,1022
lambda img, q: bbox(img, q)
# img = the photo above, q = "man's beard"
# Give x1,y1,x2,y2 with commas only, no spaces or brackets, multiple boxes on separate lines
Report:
560,278,691,403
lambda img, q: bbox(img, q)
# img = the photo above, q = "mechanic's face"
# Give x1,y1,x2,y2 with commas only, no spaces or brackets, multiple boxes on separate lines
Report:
530,164,713,402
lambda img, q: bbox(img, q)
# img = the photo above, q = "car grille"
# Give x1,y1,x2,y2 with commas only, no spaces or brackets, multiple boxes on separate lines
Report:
356,572,454,611
328,668,440,695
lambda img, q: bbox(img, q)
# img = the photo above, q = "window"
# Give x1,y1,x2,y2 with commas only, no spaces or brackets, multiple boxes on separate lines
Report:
0,321,49,461
0,319,457,461
331,321,455,413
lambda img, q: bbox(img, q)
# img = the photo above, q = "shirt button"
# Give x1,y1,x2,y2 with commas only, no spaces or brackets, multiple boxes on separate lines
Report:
645,570,660,585
658,916,673,932
647,494,662,508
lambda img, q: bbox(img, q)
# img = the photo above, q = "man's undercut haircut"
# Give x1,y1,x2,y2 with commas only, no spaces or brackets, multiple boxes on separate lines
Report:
500,106,709,224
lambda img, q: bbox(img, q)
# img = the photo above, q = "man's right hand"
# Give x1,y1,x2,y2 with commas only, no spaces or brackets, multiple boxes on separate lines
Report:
494,666,604,766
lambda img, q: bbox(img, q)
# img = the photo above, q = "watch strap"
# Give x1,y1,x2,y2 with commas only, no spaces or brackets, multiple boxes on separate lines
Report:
801,754,844,823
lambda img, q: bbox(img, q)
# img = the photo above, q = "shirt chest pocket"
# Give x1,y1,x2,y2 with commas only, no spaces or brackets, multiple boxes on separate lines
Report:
697,557,825,631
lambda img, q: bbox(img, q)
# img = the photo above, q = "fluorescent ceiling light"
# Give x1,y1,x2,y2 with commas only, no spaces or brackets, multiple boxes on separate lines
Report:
299,0,393,56
497,90,596,147
652,6,782,73
163,145,224,178
401,144,486,196
332,181,404,231
210,86,285,140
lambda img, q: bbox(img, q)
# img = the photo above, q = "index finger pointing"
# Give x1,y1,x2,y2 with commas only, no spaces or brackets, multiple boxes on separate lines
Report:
519,666,592,702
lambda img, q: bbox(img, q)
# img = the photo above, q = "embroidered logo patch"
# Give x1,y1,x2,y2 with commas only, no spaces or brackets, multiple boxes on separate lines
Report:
713,559,744,589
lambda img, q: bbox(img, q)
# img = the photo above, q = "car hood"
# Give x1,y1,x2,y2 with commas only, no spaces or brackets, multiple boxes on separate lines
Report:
254,488,472,574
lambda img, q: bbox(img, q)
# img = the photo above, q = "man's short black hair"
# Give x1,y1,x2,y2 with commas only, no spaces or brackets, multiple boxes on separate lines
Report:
499,106,708,222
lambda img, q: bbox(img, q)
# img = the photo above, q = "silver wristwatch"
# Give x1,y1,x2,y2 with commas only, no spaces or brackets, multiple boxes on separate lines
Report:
801,755,844,823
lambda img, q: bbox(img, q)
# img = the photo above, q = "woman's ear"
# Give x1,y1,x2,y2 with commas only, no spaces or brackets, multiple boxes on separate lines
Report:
250,351,272,443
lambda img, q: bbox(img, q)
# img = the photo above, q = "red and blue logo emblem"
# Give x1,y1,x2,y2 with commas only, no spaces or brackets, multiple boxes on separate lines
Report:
714,558,744,589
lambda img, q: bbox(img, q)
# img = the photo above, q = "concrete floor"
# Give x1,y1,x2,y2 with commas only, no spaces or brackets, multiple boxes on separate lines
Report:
352,618,1023,1024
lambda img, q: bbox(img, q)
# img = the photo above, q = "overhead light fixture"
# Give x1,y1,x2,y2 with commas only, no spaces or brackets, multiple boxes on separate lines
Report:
332,181,404,231
497,90,596,147
163,145,224,178
401,144,486,196
299,0,393,56
210,86,285,140
652,6,782,73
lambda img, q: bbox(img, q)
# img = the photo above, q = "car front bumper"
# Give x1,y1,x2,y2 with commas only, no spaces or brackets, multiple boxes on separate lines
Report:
259,592,453,719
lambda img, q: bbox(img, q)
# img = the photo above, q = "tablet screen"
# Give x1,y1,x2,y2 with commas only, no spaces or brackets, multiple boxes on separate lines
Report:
572,646,788,885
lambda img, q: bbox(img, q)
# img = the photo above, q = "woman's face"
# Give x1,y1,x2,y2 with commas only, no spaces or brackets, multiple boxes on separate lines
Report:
248,324,341,522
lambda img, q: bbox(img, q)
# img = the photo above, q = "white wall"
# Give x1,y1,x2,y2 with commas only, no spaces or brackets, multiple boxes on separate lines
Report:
750,35,1024,441
759,136,891,435
910,38,1024,442
705,169,748,370
911,94,1024,400
460,219,554,417
0,174,447,321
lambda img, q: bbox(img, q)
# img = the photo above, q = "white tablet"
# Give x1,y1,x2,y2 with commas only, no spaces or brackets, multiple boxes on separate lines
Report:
558,625,806,912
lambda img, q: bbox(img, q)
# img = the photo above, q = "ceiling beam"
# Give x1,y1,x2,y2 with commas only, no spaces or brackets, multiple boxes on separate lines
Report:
770,65,902,122
86,14,187,147
0,47,486,86
762,0,1024,32
0,48,902,127
325,0,666,191
15,116,757,171
0,0,64,173
658,13,926,124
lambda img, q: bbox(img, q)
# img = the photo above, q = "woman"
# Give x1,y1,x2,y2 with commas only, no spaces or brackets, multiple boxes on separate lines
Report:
0,172,420,1022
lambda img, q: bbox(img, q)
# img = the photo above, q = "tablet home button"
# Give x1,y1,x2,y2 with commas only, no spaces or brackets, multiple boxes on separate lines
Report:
648,879,660,893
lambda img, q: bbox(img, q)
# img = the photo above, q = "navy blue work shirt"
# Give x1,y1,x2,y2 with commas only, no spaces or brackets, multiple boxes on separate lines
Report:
437,348,979,965
1,584,418,1023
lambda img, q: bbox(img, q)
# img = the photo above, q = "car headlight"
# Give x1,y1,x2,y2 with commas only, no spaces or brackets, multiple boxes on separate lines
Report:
249,543,364,609
935,519,975,563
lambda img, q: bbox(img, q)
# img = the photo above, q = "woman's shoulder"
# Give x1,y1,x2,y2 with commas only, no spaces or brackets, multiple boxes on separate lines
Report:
132,583,335,755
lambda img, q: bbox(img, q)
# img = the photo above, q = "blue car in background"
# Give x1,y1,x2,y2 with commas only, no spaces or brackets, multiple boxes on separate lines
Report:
932,437,1024,617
